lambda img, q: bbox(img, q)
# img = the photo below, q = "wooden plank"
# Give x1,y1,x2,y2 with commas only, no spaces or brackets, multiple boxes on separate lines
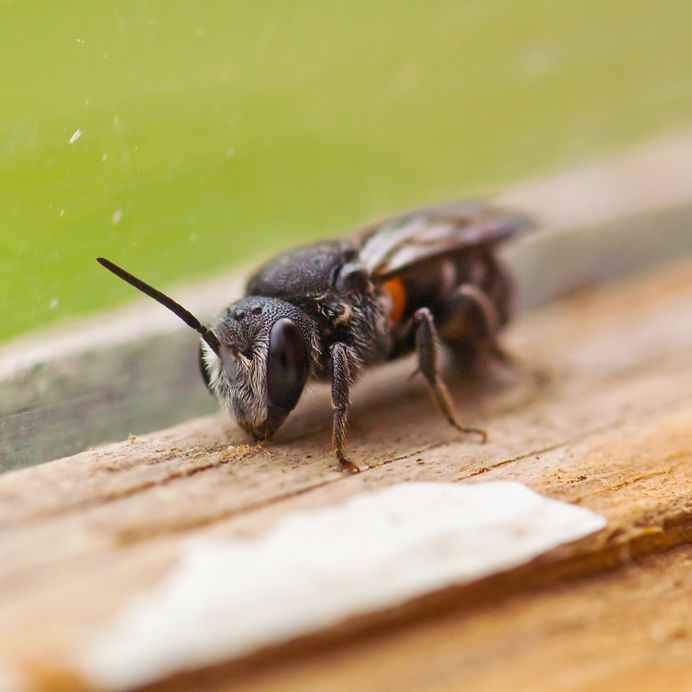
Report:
2,132,692,471
0,258,690,689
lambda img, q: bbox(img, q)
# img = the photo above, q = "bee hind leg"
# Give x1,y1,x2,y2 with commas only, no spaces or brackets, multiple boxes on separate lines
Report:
414,307,487,443
437,284,521,382
453,284,502,336
447,284,547,388
329,342,361,473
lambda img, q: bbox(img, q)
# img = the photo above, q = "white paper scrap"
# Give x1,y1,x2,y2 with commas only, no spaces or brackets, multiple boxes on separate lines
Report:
79,481,606,689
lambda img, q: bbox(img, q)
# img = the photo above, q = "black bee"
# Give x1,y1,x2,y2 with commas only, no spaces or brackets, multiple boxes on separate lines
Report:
98,202,531,472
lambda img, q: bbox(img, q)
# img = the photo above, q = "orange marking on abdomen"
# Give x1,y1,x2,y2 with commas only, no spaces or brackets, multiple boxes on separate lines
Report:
382,276,407,325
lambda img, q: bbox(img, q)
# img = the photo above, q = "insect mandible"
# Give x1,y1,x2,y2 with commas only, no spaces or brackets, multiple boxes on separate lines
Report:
98,201,532,472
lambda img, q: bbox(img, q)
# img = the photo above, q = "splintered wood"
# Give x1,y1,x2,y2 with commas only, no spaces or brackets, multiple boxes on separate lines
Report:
0,259,691,691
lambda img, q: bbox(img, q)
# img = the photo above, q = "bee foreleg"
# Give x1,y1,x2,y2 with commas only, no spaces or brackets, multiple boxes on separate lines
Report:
414,307,487,443
329,342,361,473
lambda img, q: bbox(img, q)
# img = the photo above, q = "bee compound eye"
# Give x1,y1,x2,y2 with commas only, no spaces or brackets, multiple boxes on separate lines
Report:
266,318,308,411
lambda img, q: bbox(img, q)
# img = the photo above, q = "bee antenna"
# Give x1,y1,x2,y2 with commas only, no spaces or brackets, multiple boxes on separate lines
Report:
97,257,221,356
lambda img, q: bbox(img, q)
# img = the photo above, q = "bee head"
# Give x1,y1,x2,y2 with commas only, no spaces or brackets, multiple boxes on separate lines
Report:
201,296,315,440
96,258,315,443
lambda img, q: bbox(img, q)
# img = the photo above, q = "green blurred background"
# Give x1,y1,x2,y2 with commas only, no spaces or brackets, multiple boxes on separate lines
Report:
2,0,691,344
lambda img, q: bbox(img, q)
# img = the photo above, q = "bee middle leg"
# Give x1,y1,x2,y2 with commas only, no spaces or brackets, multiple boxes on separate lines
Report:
414,307,487,443
329,342,361,473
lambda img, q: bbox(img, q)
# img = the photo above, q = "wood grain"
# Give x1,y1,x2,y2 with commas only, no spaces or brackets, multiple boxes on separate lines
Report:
0,259,691,690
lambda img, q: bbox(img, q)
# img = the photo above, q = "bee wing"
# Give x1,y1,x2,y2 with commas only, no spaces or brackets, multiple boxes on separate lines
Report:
357,201,533,280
